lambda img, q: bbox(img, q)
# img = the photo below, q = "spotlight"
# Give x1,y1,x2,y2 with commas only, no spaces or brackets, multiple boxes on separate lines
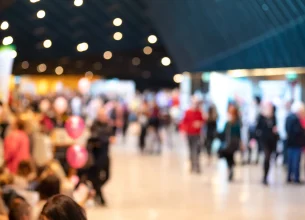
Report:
55,66,64,75
43,39,52,48
103,51,112,60
37,10,46,19
161,57,171,66
2,36,13,45
143,46,153,55
148,35,157,44
77,42,88,52
113,32,123,41
113,18,123,26
37,63,47,73
0,21,9,30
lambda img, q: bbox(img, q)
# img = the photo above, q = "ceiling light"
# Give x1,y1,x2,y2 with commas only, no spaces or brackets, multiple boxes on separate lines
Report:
2,36,13,45
173,74,184,83
77,42,88,52
143,46,153,55
0,21,9,30
11,50,17,58
113,18,123,26
161,57,171,66
148,35,157,44
30,0,40,3
55,66,64,75
37,10,46,19
37,63,47,73
22,61,29,69
103,51,112,60
85,71,93,79
43,39,52,48
113,32,123,41
132,57,141,66
74,0,83,7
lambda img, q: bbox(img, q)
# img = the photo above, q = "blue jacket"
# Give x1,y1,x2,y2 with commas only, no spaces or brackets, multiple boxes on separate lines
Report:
285,113,305,148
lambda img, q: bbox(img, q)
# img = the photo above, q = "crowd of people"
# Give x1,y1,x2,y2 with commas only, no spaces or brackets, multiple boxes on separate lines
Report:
0,89,305,219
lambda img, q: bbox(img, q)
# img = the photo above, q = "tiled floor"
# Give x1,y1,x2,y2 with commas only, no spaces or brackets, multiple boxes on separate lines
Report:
87,133,305,220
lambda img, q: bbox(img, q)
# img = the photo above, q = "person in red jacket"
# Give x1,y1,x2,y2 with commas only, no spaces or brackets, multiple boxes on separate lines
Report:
182,99,205,174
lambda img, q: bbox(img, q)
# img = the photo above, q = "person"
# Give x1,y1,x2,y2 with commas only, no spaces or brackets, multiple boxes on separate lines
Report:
88,108,115,205
147,100,162,154
4,118,30,174
39,195,86,220
32,174,60,220
13,160,36,190
218,105,241,181
138,100,149,153
245,96,261,164
285,102,305,184
205,105,218,164
8,196,31,220
256,102,278,185
182,99,205,174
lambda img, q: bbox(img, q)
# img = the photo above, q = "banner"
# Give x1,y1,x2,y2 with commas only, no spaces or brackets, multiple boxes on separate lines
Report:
0,45,15,103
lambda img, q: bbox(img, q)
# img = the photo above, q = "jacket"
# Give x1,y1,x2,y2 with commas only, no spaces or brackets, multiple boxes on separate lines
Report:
285,113,305,147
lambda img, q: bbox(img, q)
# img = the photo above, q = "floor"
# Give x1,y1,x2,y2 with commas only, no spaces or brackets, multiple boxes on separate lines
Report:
87,131,305,220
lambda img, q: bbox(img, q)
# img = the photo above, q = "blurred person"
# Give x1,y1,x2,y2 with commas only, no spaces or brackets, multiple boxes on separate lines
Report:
39,195,86,220
32,119,53,169
205,104,218,164
182,99,205,174
122,102,130,141
4,118,30,174
32,174,60,220
138,100,150,153
285,102,305,184
13,161,36,190
0,103,10,140
256,101,278,185
147,100,162,154
218,105,241,181
9,196,31,220
88,108,115,206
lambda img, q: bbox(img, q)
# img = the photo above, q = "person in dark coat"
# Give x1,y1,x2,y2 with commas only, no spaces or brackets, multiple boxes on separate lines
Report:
256,102,278,185
285,102,305,184
87,108,115,206
205,105,218,164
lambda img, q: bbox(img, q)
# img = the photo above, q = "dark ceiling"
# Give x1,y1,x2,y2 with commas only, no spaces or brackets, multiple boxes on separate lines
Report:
1,0,305,88
0,0,177,90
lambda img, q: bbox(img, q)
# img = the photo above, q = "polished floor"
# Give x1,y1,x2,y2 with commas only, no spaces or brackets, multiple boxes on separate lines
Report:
87,130,305,220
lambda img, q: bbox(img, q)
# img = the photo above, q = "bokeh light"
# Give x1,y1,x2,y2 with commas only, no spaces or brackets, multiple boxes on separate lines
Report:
161,57,171,66
132,57,141,66
104,51,112,60
37,10,46,19
173,74,184,83
21,61,29,69
2,36,13,45
148,35,157,44
77,42,88,52
0,21,9,30
113,32,123,41
113,18,123,26
37,63,47,73
43,39,52,48
55,66,64,75
143,46,153,55
74,0,83,7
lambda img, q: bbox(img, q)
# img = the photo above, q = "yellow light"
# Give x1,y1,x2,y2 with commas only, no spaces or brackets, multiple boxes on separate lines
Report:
77,42,88,52
37,63,47,73
113,32,123,41
173,74,184,83
74,0,83,7
132,57,141,66
43,39,52,48
30,0,40,3
11,50,17,58
113,18,123,26
161,57,171,66
22,61,29,69
2,36,13,45
0,21,9,30
85,71,93,79
55,66,64,75
143,46,153,55
37,10,46,19
148,35,157,44
103,51,112,60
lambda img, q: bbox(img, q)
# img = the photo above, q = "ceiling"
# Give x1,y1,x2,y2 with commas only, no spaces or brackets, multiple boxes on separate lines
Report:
0,0,177,90
1,0,305,88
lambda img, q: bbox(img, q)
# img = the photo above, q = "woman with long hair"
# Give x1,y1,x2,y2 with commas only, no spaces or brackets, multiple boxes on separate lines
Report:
218,105,241,181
